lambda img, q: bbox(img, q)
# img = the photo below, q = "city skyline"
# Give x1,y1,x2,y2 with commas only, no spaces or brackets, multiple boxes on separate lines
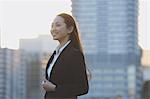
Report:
0,0,150,50
0,0,149,99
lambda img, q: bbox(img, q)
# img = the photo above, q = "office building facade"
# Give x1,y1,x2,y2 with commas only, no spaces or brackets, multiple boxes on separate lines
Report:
0,48,27,99
0,48,11,99
71,0,143,99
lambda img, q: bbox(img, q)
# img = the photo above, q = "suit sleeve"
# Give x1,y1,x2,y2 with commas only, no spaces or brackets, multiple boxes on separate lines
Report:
54,50,89,96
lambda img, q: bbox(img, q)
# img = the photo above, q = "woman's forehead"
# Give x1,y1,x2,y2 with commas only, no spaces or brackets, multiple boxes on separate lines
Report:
53,16,65,23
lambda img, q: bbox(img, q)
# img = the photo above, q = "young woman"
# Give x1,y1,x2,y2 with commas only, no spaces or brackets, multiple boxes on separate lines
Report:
42,13,89,99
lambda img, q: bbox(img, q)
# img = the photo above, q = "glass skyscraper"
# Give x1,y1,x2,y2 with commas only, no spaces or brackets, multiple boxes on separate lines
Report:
71,0,143,99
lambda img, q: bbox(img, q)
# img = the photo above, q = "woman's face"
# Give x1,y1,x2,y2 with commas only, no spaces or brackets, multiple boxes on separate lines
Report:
51,16,70,41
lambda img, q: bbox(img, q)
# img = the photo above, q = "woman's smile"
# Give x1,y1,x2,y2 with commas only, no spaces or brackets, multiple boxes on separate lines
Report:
51,31,59,38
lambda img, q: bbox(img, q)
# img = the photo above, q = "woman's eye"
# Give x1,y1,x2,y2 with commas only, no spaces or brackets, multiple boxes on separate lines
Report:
56,24,61,27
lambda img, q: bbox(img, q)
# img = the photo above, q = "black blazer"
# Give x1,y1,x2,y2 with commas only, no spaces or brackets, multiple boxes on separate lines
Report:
45,42,89,98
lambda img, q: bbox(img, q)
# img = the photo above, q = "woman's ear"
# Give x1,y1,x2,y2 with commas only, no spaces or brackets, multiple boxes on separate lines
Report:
67,26,74,34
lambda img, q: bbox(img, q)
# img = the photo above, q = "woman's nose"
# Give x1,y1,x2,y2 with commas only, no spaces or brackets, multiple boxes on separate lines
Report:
51,26,56,33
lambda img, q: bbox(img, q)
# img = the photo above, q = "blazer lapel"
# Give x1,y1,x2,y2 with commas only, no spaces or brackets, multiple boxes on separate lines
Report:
49,42,72,79
45,51,56,79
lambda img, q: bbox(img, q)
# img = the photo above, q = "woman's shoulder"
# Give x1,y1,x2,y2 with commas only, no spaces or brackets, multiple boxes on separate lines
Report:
67,47,83,59
63,43,83,58
69,47,82,54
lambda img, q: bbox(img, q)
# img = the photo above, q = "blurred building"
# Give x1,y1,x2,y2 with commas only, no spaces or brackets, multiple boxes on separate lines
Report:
0,48,26,99
25,53,42,99
19,35,55,99
72,0,143,99
142,66,150,81
20,35,58,53
142,80,150,99
142,66,150,99
11,50,27,99
0,48,11,99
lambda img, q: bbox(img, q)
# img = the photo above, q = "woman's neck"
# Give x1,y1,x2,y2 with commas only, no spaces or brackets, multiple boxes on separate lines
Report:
58,37,69,48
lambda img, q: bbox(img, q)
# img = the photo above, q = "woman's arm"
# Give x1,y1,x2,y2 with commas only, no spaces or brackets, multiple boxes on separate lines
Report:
54,50,89,96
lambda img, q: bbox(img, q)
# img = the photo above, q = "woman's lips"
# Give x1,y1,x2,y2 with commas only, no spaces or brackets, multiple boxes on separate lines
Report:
52,34,56,37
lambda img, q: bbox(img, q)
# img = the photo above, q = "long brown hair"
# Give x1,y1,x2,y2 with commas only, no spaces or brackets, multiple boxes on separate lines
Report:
58,13,92,80
57,13,83,52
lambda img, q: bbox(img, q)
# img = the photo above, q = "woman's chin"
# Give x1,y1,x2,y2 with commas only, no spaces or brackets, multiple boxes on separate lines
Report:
53,37,58,40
